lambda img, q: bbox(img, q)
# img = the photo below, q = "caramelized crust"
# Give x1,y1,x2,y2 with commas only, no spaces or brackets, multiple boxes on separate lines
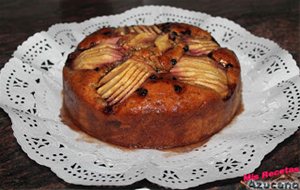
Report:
62,23,242,149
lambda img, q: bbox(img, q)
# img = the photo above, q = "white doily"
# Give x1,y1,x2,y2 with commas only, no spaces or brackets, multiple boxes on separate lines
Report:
0,6,299,189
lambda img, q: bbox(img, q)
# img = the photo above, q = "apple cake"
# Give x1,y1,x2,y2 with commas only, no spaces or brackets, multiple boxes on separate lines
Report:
62,23,242,149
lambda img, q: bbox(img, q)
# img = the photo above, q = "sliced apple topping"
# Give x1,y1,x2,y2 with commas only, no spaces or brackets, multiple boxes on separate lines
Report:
154,34,173,53
170,56,228,97
128,25,161,34
97,59,154,105
71,24,235,105
126,33,157,50
73,44,123,70
185,38,219,56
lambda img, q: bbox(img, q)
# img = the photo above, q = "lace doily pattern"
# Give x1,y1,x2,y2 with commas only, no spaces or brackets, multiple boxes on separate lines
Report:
0,6,299,189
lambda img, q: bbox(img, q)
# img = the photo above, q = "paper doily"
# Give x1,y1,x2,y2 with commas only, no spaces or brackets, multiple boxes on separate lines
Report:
0,6,299,189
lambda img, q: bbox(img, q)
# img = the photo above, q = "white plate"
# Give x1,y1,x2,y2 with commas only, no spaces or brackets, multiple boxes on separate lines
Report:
0,5,299,189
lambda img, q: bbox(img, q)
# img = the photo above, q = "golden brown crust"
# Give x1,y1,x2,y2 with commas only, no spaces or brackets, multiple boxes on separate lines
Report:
62,23,242,149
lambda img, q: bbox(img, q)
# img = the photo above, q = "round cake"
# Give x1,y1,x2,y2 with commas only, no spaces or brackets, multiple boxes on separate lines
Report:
62,23,242,149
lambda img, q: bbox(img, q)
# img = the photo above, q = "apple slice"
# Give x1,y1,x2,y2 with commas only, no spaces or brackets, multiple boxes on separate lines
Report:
154,34,173,53
73,44,123,70
128,25,161,34
126,33,157,49
170,56,228,97
184,38,219,56
97,59,154,105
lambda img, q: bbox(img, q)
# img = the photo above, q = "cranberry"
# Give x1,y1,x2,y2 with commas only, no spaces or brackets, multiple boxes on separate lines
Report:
136,88,148,97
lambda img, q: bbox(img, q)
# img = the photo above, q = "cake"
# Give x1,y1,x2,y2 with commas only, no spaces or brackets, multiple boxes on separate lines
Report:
62,23,242,149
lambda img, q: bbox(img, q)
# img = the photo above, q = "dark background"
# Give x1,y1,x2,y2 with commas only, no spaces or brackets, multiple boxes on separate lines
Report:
0,0,299,189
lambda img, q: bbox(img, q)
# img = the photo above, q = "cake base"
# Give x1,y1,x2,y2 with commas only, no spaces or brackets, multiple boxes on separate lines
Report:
62,67,242,149
61,100,243,152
